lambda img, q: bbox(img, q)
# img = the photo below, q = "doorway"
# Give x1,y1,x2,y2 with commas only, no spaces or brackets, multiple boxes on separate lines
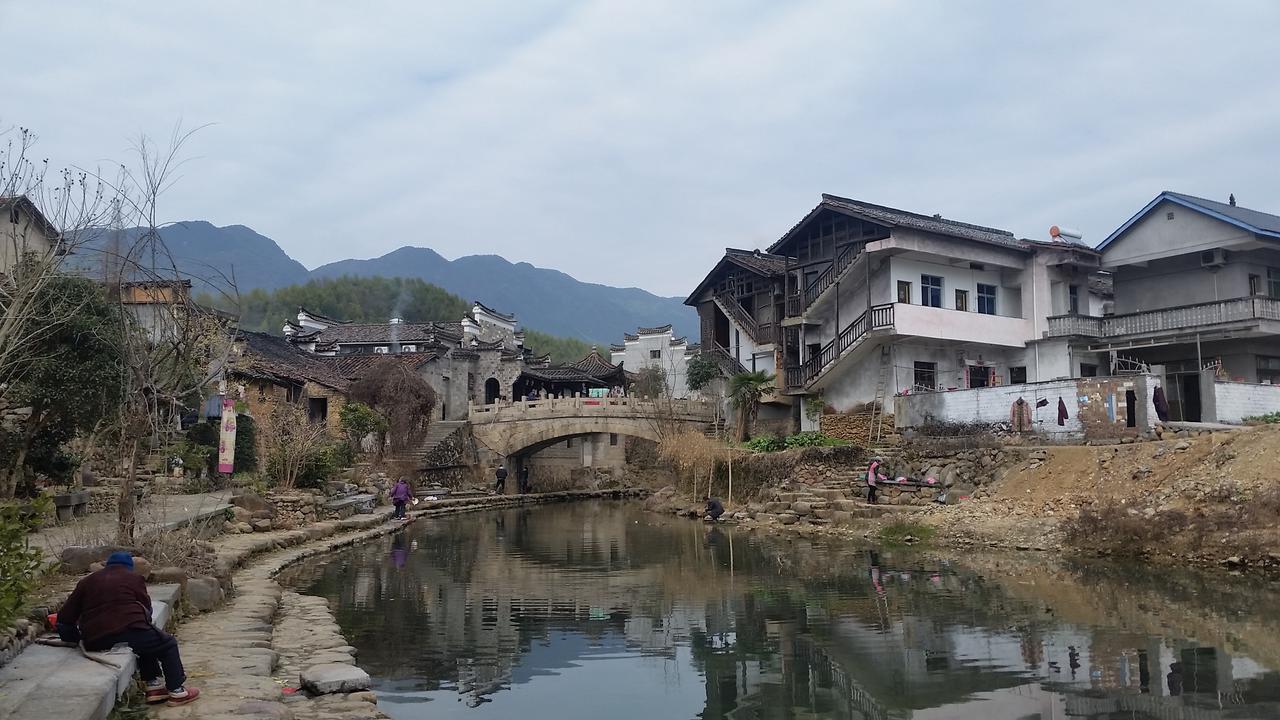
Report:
484,377,501,404
307,397,328,424
1125,390,1136,428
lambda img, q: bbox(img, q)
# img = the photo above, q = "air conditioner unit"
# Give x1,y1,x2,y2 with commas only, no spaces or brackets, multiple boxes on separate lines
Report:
1201,249,1227,268
374,346,389,354
402,344,416,353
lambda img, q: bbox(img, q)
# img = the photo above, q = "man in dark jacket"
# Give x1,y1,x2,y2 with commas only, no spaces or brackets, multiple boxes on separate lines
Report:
704,496,724,521
57,552,200,706
494,465,508,494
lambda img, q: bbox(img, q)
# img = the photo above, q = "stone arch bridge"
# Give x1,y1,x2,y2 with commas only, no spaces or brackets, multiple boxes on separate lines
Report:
469,396,718,458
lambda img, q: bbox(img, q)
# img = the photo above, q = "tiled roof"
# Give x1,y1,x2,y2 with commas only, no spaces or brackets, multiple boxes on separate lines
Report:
725,248,789,275
296,306,348,326
1098,191,1280,251
473,301,516,323
768,194,1025,254
521,366,611,384
609,343,626,353
326,352,439,381
635,324,672,335
233,331,349,390
571,348,620,376
0,194,60,239
306,321,464,346
623,333,638,342
684,248,788,306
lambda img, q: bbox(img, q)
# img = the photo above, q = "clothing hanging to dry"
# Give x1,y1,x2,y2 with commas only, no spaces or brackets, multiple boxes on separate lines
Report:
1010,397,1033,433
1057,397,1069,426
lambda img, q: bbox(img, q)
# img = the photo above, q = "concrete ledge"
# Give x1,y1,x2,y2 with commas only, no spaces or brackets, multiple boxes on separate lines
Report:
0,584,180,720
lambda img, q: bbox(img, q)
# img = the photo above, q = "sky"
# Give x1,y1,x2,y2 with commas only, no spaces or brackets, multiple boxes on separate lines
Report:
5,1,1280,297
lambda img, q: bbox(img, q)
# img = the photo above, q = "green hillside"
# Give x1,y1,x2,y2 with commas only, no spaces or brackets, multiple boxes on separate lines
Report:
228,276,596,364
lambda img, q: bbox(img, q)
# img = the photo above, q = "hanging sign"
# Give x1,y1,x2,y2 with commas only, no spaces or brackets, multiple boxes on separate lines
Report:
217,397,237,474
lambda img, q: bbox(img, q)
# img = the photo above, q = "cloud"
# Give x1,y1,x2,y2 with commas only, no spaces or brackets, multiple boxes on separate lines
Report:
5,0,1280,296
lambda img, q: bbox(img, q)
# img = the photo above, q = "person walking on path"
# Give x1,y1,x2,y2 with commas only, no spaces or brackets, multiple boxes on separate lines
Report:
56,552,200,706
494,464,508,494
391,477,413,519
866,459,886,504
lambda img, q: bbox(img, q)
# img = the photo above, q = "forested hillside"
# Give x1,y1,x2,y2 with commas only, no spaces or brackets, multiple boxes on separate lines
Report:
229,276,596,363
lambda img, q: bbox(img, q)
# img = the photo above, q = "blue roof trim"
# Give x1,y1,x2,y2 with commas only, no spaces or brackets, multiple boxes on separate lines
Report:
1099,192,1280,251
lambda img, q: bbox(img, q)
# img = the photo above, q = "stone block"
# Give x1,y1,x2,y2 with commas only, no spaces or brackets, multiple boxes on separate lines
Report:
231,506,253,523
813,509,834,520
231,490,273,513
151,566,188,588
235,521,254,534
830,510,852,525
301,663,372,694
185,576,224,612
791,501,813,515
58,545,139,575
252,518,274,532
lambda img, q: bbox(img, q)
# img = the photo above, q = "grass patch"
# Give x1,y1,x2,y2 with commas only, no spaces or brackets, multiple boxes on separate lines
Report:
877,521,936,547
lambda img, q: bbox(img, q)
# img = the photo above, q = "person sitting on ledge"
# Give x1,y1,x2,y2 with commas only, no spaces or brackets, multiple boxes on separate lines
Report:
704,496,724,521
57,552,200,707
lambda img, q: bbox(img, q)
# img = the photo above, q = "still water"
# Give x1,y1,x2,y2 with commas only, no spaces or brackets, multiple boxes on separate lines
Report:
279,501,1280,719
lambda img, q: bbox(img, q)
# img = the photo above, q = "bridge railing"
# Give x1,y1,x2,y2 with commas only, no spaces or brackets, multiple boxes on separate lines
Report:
468,396,716,424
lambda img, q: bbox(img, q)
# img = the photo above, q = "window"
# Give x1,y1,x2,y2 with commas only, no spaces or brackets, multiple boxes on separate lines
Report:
286,384,302,403
955,289,969,312
609,433,619,446
913,361,937,390
1259,356,1280,385
1068,285,1080,314
1250,274,1262,296
977,284,997,315
897,280,913,304
921,275,943,308
1268,268,1280,299
1080,363,1098,377
1009,366,1027,384
967,365,990,388
649,349,662,360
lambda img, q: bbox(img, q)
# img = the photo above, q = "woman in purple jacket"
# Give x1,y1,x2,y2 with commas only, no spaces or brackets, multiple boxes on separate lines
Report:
391,477,413,519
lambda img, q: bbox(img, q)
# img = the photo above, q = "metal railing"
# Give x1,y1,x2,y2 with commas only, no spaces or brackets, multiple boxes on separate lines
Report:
787,303,895,388
706,344,748,376
1047,296,1280,338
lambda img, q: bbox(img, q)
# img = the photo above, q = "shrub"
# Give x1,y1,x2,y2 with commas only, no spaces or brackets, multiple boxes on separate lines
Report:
783,432,846,449
744,436,787,453
234,414,258,473
338,402,386,455
1244,412,1280,424
686,354,721,392
1061,506,1187,556
0,505,45,627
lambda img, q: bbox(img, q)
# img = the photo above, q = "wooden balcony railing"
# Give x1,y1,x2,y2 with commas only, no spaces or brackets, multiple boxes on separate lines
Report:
787,242,863,317
1047,296,1280,339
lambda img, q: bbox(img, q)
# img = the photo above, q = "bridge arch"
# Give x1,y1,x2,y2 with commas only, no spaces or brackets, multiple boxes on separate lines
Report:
468,397,716,459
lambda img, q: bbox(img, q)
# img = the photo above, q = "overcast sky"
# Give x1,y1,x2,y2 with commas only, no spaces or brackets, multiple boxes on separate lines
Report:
5,1,1280,297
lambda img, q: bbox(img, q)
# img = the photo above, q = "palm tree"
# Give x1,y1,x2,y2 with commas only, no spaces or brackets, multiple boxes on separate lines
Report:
727,370,774,441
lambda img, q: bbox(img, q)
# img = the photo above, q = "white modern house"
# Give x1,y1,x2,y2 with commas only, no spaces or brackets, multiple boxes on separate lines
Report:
609,324,698,398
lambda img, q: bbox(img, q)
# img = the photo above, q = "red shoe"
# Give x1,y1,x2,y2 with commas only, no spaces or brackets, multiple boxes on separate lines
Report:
167,687,200,706
145,687,168,704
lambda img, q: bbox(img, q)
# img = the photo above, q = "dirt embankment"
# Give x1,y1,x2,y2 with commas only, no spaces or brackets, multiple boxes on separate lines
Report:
917,425,1280,567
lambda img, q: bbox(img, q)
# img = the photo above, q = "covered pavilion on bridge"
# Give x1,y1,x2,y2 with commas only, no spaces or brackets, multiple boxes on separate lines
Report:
513,348,631,400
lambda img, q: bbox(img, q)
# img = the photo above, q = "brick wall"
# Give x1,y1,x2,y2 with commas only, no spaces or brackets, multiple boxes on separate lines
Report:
1213,381,1280,423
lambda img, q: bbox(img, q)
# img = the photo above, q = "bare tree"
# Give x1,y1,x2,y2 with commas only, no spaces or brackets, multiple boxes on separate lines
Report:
260,400,328,490
91,126,238,542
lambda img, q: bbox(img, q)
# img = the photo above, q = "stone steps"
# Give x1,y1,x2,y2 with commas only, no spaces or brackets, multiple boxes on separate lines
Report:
0,584,181,720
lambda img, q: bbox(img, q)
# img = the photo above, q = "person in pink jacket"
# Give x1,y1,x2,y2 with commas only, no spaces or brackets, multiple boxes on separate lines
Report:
866,459,887,504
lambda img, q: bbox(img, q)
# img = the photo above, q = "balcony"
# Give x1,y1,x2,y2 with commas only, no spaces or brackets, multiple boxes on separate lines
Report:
1047,296,1280,340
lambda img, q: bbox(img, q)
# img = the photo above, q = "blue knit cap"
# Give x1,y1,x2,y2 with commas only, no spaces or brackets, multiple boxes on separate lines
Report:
105,551,134,569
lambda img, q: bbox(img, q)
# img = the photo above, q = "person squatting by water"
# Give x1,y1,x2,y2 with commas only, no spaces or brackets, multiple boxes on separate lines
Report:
704,496,724,521
57,552,200,706
866,458,886,504
494,464,508,494
391,477,413,519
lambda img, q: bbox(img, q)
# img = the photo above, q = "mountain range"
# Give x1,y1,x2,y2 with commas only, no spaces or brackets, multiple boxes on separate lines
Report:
73,221,697,342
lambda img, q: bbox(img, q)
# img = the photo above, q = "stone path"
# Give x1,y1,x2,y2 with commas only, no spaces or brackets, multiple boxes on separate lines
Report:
28,490,235,559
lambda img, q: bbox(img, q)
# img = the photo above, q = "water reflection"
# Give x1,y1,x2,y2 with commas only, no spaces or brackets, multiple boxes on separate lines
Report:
279,501,1280,719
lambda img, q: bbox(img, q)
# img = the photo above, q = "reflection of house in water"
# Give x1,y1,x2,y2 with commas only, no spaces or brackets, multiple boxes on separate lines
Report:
285,507,1280,719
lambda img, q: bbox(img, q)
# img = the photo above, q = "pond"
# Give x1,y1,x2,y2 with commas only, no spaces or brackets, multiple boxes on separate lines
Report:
279,501,1280,719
